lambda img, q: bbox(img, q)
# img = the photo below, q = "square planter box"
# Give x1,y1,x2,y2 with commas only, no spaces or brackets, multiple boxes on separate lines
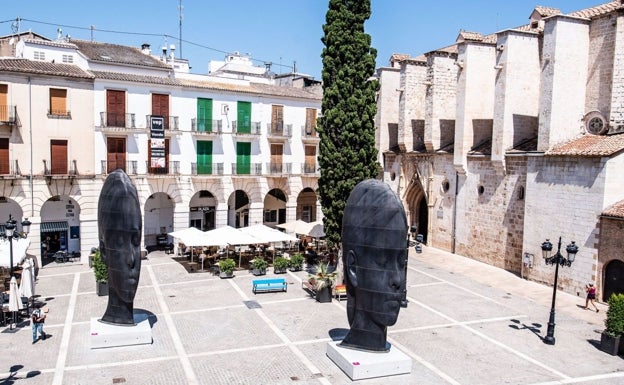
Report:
600,332,621,356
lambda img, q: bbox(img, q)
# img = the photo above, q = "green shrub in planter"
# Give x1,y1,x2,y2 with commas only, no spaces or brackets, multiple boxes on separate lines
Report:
92,249,108,283
289,253,305,271
218,258,236,275
273,256,289,273
604,293,624,338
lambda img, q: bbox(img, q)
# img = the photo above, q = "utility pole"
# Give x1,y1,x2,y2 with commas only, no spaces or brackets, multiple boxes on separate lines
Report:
178,0,183,58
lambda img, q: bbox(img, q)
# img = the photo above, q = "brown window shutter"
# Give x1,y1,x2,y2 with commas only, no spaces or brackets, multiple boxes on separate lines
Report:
106,137,126,172
0,138,9,174
0,85,7,122
106,90,126,127
271,105,283,131
50,89,67,115
152,93,169,129
305,108,317,134
51,140,68,174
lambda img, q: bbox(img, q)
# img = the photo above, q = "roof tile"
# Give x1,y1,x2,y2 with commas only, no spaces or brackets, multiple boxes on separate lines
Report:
545,133,624,157
0,58,93,79
602,200,624,219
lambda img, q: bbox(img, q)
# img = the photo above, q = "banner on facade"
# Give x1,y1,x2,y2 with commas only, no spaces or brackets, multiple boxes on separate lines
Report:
150,116,165,168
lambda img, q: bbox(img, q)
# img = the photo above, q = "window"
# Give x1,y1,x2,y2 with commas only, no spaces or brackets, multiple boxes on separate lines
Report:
49,88,68,116
197,140,213,174
197,98,213,132
0,138,9,175
106,137,126,173
50,140,68,174
236,101,251,133
62,55,73,64
34,51,45,61
305,108,317,135
236,142,251,174
271,105,284,133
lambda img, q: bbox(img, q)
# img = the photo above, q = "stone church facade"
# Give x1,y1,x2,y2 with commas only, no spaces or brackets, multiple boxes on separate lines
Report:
376,1,624,301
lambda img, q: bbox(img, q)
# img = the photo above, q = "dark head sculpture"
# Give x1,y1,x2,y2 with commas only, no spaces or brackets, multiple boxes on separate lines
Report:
98,169,142,326
340,179,408,352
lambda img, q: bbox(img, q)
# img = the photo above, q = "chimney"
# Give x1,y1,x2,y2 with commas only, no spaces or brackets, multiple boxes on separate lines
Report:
141,43,151,55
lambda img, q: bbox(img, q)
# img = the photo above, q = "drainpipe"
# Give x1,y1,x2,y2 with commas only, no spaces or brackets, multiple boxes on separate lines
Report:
28,76,34,217
452,171,458,254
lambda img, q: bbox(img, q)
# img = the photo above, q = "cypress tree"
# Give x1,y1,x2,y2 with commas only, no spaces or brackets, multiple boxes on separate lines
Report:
318,0,379,246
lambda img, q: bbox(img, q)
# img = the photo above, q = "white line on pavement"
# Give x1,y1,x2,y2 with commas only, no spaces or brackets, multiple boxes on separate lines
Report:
52,272,80,385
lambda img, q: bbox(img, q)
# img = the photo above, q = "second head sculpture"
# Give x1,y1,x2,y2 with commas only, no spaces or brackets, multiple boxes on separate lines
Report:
340,179,408,352
98,169,142,326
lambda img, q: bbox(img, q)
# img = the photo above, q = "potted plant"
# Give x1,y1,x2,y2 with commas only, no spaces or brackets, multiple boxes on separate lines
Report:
251,257,268,276
92,249,108,296
309,262,337,303
601,293,624,355
218,258,236,278
289,253,305,272
273,256,289,274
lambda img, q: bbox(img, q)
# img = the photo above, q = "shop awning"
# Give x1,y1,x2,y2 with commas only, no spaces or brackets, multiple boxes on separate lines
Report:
41,221,69,232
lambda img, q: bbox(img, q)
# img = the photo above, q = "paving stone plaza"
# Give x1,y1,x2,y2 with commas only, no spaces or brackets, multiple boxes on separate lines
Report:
1,246,622,385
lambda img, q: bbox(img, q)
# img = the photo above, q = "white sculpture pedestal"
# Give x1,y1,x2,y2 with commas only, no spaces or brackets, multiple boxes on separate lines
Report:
326,340,412,380
90,313,152,349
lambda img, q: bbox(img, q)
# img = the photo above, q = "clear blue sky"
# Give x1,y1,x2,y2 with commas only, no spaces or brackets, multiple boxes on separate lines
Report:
0,0,602,79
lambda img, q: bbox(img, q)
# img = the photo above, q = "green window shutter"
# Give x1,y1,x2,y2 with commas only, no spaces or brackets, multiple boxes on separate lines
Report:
237,101,251,133
236,142,251,174
197,98,213,132
197,141,213,174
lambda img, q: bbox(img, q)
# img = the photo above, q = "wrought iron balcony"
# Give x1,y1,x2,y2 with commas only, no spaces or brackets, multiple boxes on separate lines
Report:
301,162,319,175
43,159,78,176
266,162,292,175
101,160,138,175
99,112,137,130
301,125,319,141
191,118,223,134
145,160,180,176
232,121,262,135
0,105,16,124
267,123,292,139
191,162,224,176
0,160,21,176
146,115,179,131
231,163,262,175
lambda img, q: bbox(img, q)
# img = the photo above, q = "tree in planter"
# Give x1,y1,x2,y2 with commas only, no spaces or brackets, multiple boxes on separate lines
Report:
318,0,379,247
601,293,624,355
273,257,289,274
289,253,305,271
218,258,236,278
251,257,268,276
92,249,109,296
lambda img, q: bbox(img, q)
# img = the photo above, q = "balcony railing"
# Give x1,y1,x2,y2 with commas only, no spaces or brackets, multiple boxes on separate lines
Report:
101,160,138,175
232,121,262,135
0,159,21,176
191,118,223,133
47,109,71,119
301,162,318,175
99,112,136,129
231,163,262,175
266,123,292,138
146,115,179,131
43,159,78,176
191,162,224,176
266,162,292,175
0,105,17,124
145,160,180,175
301,125,319,140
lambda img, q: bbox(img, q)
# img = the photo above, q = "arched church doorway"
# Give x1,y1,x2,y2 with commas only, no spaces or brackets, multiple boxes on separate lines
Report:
603,259,624,302
405,181,428,244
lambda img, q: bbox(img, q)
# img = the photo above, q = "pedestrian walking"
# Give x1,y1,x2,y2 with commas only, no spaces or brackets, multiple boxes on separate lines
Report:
31,303,47,344
585,283,599,312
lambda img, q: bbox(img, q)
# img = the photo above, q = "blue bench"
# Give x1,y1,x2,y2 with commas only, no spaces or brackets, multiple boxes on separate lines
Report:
252,278,287,294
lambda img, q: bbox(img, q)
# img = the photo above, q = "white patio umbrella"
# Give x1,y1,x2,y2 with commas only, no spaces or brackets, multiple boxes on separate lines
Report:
201,226,261,267
168,227,209,262
276,219,317,236
19,257,35,301
307,221,325,238
0,238,31,268
8,276,22,329
239,224,299,263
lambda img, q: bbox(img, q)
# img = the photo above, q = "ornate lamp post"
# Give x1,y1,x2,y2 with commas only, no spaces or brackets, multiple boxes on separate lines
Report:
21,217,31,237
5,215,16,277
541,237,578,345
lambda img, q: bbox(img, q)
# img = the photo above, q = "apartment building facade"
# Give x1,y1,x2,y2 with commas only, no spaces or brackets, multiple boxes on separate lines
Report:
0,34,321,266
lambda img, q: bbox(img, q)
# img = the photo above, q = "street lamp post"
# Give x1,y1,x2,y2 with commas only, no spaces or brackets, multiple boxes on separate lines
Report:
4,215,31,277
5,215,16,277
541,237,579,345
